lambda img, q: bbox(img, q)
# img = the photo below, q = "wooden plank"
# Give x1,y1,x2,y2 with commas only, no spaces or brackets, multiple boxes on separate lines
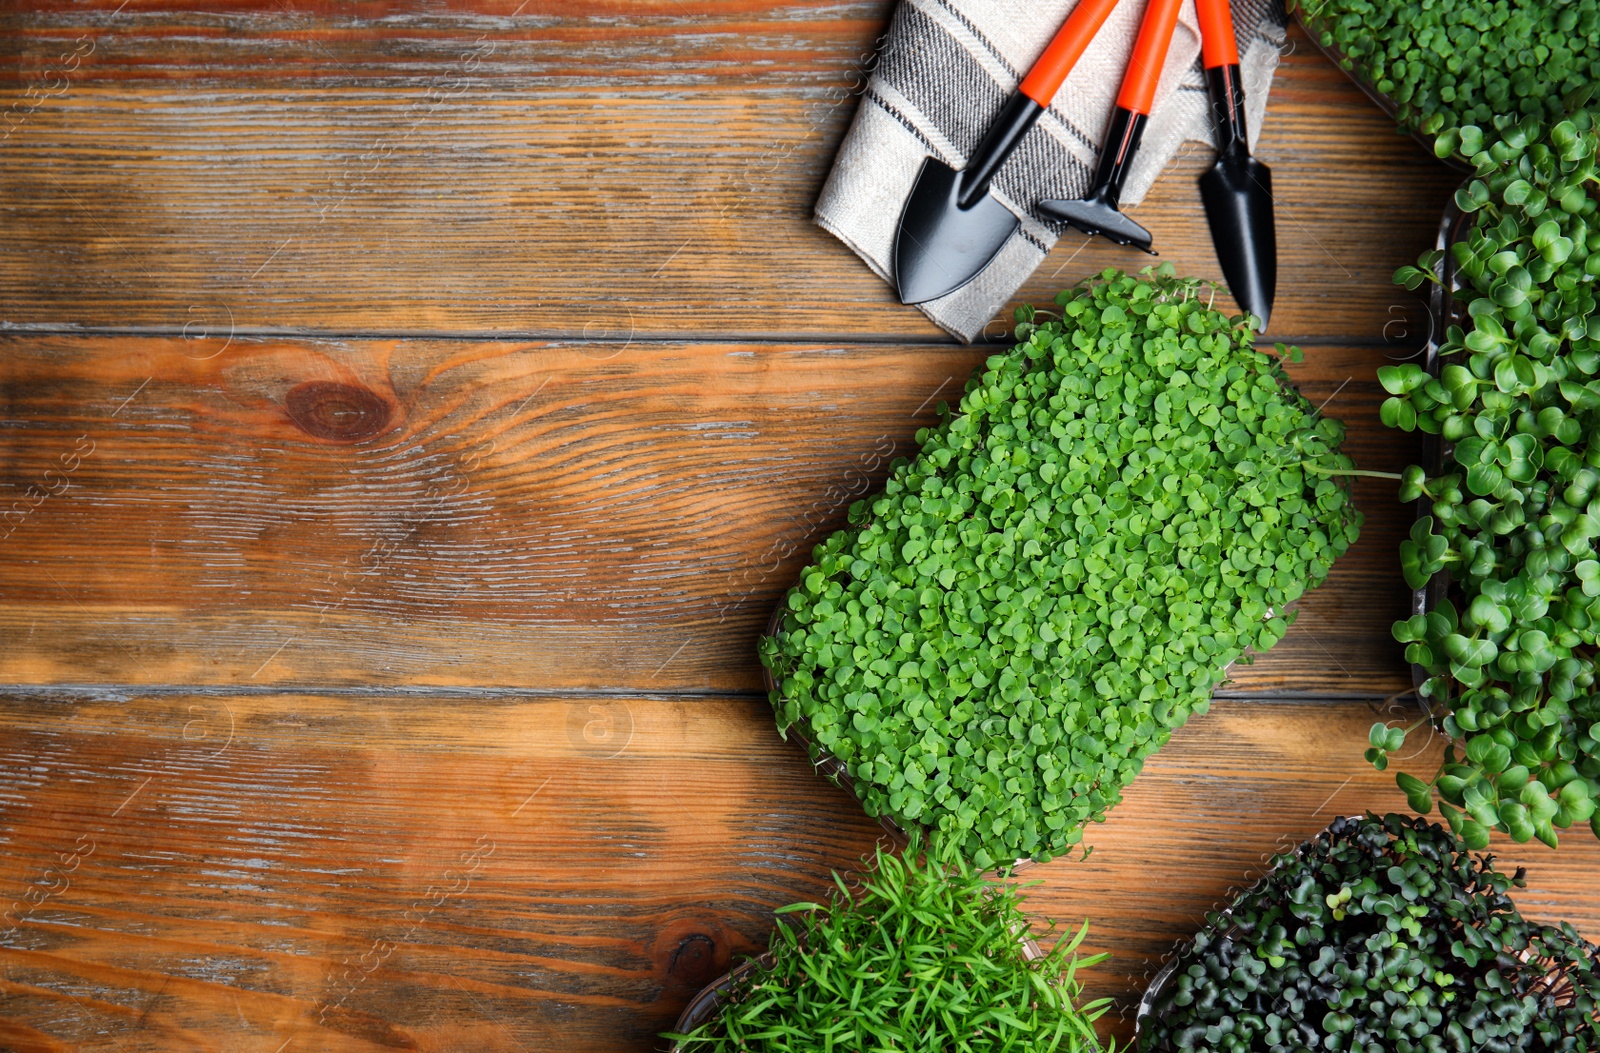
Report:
0,692,859,1053
0,5,1457,344
0,333,1418,695
0,691,1592,1051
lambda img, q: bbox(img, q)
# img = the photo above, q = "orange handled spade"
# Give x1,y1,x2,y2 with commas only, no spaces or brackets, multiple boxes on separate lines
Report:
893,0,1123,305
1037,0,1185,253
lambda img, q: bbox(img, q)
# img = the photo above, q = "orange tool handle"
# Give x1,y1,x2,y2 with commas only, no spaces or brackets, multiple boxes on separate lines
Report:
1018,0,1124,106
1195,0,1240,68
1114,0,1185,115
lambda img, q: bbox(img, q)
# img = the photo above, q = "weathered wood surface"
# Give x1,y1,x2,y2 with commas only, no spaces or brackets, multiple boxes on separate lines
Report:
0,6,1454,344
0,691,1594,1052
1,0,1591,1050
0,334,1418,696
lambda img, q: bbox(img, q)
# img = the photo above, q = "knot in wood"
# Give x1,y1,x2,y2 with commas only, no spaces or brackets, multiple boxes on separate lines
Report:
285,381,392,443
667,933,718,985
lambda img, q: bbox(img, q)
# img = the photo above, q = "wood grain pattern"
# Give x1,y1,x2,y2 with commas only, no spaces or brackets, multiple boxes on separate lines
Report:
3,1,1589,1049
0,691,1593,1052
0,333,1419,695
0,4,1455,344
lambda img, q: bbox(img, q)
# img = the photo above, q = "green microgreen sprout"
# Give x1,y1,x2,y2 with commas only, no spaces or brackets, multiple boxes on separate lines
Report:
1380,113,1600,849
1296,0,1600,139
1141,813,1600,1053
760,266,1362,868
664,831,1114,1053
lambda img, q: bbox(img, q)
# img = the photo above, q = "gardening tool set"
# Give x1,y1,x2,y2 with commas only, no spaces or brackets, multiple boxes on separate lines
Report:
894,0,1277,329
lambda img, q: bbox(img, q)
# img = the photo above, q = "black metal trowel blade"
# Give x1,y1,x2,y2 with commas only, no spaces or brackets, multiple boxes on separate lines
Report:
1200,144,1276,330
894,156,1020,305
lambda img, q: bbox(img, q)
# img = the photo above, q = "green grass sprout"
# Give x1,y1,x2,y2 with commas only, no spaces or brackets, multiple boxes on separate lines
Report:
665,832,1115,1053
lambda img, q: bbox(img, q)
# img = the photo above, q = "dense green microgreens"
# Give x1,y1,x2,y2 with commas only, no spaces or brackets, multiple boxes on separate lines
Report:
1296,0,1600,139
1381,114,1600,849
760,266,1362,868
1141,814,1600,1053
665,833,1112,1053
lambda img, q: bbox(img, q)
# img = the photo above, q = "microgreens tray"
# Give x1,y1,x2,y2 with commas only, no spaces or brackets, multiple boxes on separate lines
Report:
1290,2,1472,173
1379,115,1600,849
760,268,1361,869
1133,814,1600,1050
665,839,1062,1053
1290,0,1600,166
761,601,1038,871
668,935,1049,1052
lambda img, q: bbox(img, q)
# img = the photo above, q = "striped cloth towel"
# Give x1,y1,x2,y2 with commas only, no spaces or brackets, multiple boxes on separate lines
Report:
816,0,1287,342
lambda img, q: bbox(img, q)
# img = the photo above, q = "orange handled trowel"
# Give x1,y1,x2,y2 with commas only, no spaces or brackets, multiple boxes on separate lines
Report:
1192,0,1277,329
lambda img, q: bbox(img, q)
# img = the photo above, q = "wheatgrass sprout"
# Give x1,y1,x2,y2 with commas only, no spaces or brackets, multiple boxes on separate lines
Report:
666,833,1114,1053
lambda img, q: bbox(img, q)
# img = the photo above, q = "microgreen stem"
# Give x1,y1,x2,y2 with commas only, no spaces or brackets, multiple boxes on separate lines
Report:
1292,462,1405,481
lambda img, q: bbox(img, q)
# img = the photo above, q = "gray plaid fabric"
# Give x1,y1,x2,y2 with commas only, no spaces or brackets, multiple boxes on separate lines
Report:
816,0,1287,342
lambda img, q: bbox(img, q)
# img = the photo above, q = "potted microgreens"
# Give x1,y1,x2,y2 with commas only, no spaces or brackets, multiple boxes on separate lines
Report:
760,266,1363,869
1379,113,1600,848
1292,0,1600,144
664,832,1113,1053
1137,813,1600,1052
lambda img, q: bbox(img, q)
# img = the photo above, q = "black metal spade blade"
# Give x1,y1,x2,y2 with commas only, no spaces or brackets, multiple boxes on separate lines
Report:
894,157,1021,306
890,0,1130,308
1201,142,1276,330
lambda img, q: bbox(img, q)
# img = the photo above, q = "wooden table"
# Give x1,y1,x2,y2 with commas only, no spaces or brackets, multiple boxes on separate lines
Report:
1,3,1596,1049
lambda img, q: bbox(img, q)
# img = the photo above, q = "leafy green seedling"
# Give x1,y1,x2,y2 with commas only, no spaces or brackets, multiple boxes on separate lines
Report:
762,266,1362,868
1381,114,1600,848
1298,0,1600,138
1141,813,1600,1053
